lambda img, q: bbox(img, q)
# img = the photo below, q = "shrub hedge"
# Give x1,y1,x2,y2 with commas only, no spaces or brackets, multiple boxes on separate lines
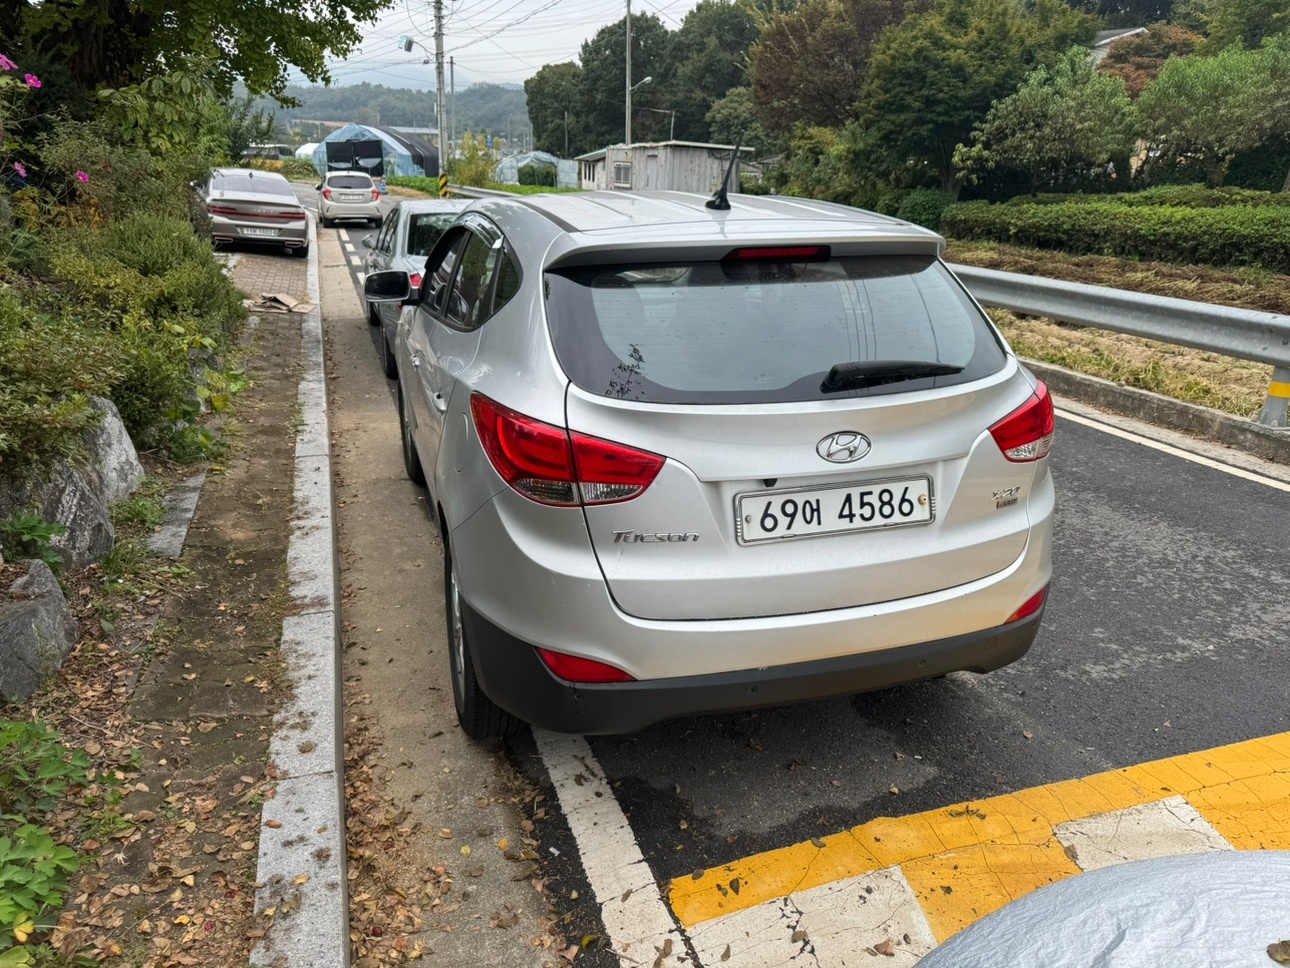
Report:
940,200,1290,272
896,189,955,231
1006,185,1290,209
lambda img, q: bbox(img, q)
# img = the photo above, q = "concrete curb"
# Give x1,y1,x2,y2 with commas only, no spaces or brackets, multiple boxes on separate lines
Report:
1024,357,1290,466
252,215,351,968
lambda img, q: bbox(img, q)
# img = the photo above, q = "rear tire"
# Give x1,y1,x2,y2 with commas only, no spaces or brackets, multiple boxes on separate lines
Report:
367,303,381,327
397,377,426,485
321,215,333,228
380,330,398,379
444,540,519,740
293,244,309,258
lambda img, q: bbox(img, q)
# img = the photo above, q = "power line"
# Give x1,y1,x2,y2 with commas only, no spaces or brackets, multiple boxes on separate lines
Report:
445,0,572,53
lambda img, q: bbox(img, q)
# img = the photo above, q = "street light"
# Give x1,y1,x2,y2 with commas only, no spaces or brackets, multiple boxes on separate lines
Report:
399,33,447,166
626,75,652,145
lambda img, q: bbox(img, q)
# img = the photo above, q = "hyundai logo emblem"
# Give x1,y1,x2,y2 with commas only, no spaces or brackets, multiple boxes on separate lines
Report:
816,431,871,463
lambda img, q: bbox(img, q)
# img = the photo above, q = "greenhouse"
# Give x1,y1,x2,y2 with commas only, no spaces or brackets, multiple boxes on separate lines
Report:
311,124,439,179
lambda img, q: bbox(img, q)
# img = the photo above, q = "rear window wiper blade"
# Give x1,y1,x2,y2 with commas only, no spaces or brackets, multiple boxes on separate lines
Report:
820,360,965,393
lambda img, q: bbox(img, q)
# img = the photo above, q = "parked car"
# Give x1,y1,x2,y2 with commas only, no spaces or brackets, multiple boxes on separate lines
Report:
362,198,469,377
364,192,1055,738
196,168,308,256
317,171,381,227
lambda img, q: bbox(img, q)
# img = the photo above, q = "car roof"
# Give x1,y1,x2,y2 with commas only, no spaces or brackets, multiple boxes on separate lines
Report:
482,191,923,236
396,199,470,214
214,167,289,183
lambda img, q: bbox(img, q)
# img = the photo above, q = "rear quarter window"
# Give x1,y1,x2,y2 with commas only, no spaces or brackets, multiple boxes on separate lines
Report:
544,254,1006,404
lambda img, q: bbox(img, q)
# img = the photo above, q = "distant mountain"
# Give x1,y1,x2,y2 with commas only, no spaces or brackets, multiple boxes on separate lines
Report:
261,82,529,142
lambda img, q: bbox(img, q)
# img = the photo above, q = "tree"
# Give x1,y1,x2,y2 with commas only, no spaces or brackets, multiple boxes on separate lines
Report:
1068,0,1176,28
958,47,1138,193
1100,22,1203,96
1136,41,1264,184
664,0,760,141
526,62,586,155
1202,0,1290,50
3,0,388,101
706,87,771,155
860,0,1097,195
748,0,917,135
577,14,671,147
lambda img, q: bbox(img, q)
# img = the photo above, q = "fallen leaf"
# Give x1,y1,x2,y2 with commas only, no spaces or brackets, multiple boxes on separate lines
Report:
497,838,509,850
1268,941,1290,964
890,785,900,795
460,845,472,856
265,819,282,829
810,838,826,849
1023,730,1034,740
791,929,809,943
721,944,731,962
875,939,895,956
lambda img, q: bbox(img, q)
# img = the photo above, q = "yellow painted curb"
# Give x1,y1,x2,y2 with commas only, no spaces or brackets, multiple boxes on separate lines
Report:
669,731,1290,930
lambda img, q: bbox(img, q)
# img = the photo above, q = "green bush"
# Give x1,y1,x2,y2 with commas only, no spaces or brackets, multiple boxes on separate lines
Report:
1007,185,1290,209
941,200,1290,272
0,290,121,465
874,187,910,217
279,156,319,180
896,189,955,231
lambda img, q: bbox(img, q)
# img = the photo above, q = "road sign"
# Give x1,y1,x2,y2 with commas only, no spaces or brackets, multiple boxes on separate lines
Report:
438,174,449,197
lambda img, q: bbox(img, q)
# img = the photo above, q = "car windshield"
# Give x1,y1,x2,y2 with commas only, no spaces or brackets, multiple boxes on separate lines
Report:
544,254,1007,404
327,175,373,189
213,173,296,198
406,213,457,256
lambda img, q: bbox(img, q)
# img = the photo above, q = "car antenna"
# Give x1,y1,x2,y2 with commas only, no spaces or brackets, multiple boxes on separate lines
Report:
705,138,743,211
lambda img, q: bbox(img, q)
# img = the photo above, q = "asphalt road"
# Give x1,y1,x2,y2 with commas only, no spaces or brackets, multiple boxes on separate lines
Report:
306,187,1290,963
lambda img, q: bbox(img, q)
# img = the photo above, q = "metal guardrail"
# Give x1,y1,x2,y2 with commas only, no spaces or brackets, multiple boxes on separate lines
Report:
948,263,1290,429
445,184,514,199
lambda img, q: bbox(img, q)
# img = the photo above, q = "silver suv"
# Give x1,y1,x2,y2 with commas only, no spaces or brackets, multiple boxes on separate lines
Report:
364,192,1054,738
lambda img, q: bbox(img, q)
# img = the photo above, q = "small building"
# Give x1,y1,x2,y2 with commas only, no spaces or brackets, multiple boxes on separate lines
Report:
576,141,753,193
1090,27,1147,64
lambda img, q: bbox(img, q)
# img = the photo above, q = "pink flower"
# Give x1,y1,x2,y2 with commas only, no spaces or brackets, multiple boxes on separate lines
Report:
12,161,26,178
76,170,89,183
0,54,16,71
24,73,41,89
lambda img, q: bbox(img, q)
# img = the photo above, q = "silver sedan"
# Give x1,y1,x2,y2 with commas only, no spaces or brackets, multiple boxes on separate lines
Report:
195,168,309,256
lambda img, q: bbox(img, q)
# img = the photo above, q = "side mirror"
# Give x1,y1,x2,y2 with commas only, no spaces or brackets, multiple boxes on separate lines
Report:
361,235,375,250
365,270,412,303
315,183,323,191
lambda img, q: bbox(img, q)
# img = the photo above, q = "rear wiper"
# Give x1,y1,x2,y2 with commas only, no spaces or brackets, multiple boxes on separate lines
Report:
820,360,964,393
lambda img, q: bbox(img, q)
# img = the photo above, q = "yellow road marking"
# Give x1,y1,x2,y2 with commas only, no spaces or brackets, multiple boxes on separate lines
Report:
668,731,1290,930
1267,380,1290,398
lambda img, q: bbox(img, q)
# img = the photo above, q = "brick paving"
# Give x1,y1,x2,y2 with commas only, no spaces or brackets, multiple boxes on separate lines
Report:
230,249,309,301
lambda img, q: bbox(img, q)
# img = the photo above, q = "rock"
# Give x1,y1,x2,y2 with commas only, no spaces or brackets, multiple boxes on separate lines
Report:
0,395,141,570
79,397,144,508
0,560,78,701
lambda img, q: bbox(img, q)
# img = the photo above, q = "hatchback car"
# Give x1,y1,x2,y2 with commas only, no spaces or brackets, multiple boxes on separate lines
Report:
196,168,308,256
317,172,381,227
361,198,469,376
364,192,1054,738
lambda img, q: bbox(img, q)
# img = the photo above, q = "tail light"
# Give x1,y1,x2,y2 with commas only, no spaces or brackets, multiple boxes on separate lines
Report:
371,188,381,201
990,381,1054,462
470,393,663,507
322,187,332,201
409,272,423,289
536,648,635,683
207,204,239,216
1006,585,1048,624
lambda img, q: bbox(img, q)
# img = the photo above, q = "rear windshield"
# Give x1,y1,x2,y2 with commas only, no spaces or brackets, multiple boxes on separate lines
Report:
407,213,457,256
327,174,373,189
544,254,1006,404
213,173,296,197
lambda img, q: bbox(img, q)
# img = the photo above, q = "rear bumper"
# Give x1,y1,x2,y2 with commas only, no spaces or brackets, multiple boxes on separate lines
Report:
464,600,1043,735
210,215,307,247
320,200,380,219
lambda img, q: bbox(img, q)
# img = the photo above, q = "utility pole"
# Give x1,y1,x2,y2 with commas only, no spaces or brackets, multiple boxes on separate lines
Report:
624,0,632,145
564,109,569,157
449,56,455,157
433,0,447,167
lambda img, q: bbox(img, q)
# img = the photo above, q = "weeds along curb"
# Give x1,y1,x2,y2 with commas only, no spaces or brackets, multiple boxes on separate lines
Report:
1026,357,1290,466
252,214,351,968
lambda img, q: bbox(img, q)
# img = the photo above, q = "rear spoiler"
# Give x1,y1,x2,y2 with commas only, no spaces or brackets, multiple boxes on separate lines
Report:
544,236,945,271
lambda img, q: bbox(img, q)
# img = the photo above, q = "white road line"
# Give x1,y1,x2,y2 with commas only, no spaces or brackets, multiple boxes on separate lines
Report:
534,731,689,967
1053,796,1231,873
356,271,366,285
1055,407,1290,493
342,240,355,254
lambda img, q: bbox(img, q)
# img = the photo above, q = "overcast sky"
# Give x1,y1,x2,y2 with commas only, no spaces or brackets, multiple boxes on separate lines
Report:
309,0,701,90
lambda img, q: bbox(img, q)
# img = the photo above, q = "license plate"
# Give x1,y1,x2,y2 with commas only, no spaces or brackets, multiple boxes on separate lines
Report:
243,227,279,237
736,477,934,544
341,194,366,201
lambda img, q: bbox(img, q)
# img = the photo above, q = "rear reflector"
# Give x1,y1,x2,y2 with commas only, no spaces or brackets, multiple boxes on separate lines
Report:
536,648,635,683
725,245,829,262
470,393,663,506
990,381,1055,462
1006,585,1048,624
